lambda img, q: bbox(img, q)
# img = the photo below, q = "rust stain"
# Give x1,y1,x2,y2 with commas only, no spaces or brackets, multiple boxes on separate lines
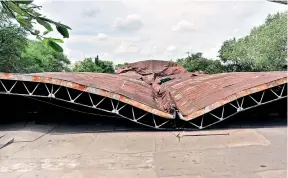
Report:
0,72,173,119
184,77,287,121
0,61,287,122
0,73,12,79
70,83,88,91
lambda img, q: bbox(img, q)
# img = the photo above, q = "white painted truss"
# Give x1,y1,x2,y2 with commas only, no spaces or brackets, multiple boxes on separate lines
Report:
0,79,286,130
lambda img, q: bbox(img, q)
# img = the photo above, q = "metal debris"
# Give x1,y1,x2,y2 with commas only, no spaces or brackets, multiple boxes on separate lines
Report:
0,60,287,130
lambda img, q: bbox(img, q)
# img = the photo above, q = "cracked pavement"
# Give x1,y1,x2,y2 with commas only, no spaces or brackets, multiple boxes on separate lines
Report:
0,121,286,178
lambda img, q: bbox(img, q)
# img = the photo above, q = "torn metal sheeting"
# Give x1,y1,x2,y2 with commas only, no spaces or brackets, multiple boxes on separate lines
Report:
0,60,287,130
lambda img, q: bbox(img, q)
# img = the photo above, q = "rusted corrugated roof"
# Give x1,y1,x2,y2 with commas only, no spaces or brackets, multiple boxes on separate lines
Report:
0,72,173,119
0,60,287,123
163,72,287,120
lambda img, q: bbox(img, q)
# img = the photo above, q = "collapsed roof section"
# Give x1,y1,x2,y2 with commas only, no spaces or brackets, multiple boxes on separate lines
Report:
0,60,287,129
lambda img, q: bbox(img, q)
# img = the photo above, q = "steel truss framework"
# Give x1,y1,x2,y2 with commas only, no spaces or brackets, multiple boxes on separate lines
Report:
0,79,172,129
0,79,286,130
187,83,287,129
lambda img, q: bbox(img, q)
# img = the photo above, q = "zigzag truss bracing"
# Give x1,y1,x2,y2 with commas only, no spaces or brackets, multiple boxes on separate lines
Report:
184,83,287,129
0,79,173,129
0,79,286,130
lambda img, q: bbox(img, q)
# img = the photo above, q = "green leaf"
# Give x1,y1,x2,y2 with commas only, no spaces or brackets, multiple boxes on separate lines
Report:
38,17,53,23
36,18,53,31
39,17,72,30
42,38,63,44
43,30,50,35
57,23,72,30
50,38,64,43
14,0,33,4
17,18,33,29
7,2,25,15
32,11,42,17
26,7,33,13
16,14,25,20
47,40,63,52
16,14,32,21
56,25,69,38
42,38,48,45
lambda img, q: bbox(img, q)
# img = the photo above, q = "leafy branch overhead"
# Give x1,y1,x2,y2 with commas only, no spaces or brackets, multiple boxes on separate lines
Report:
0,0,71,52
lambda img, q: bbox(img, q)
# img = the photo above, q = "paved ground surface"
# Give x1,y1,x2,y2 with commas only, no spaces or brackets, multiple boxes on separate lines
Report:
0,120,286,178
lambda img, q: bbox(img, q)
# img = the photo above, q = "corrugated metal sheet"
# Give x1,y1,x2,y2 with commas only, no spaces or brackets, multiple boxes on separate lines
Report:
0,72,173,119
163,72,287,120
0,60,287,122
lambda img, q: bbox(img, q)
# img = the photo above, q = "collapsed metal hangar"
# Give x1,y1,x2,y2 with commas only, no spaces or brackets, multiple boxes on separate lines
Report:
0,60,287,130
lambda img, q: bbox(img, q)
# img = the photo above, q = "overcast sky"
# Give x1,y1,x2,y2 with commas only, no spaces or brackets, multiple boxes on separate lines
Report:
35,0,287,64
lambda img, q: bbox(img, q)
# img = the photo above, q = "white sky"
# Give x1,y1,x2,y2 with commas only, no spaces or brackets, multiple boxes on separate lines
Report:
35,0,287,64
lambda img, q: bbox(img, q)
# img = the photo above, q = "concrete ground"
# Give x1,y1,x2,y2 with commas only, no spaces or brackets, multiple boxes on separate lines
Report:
0,120,286,178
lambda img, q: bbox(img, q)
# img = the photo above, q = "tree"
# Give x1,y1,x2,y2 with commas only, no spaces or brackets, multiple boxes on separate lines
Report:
21,40,71,73
218,12,287,72
0,13,28,73
115,62,129,70
0,13,71,73
177,52,225,74
73,57,114,73
0,1,71,52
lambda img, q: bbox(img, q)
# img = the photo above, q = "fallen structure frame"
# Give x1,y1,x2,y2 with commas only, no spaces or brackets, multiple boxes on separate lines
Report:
0,76,174,129
182,83,287,129
0,61,287,130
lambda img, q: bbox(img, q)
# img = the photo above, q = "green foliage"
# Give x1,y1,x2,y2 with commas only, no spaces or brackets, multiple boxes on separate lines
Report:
47,40,63,52
177,52,225,74
115,62,129,70
0,8,286,75
21,41,70,73
0,13,28,73
218,12,287,72
0,0,71,52
56,25,69,38
73,57,115,73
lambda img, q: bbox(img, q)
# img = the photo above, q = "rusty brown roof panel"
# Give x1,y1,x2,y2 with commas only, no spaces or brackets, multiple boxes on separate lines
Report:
0,60,287,124
0,72,174,119
166,72,287,120
30,72,157,108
